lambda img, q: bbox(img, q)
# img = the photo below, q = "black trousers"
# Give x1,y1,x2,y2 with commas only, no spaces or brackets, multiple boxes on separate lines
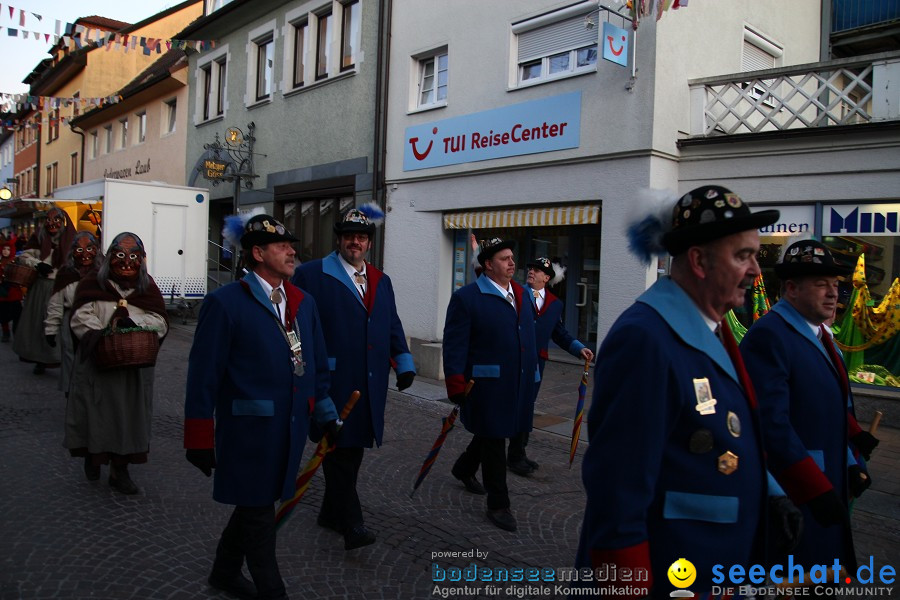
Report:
507,432,530,463
453,436,509,510
214,505,285,600
320,446,365,532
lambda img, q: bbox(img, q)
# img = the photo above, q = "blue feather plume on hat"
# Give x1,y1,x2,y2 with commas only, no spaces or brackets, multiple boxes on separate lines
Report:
358,202,385,226
222,206,266,252
626,189,677,265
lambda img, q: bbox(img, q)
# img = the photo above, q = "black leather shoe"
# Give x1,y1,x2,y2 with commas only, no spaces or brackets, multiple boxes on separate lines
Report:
451,466,486,494
109,465,139,495
84,456,100,481
524,456,539,470
507,458,535,477
486,508,517,532
344,525,376,550
208,571,257,600
317,514,342,534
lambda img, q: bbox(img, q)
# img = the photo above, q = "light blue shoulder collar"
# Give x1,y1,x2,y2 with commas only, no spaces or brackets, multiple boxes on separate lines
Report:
242,272,278,319
322,251,364,306
637,277,737,383
770,300,831,363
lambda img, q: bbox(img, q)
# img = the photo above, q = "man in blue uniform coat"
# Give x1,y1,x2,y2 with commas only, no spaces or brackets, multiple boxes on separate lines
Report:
507,257,594,475
740,239,878,571
292,207,415,550
574,186,800,599
443,238,539,532
184,213,339,600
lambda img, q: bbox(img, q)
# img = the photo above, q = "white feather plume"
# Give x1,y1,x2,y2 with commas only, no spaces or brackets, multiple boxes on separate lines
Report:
549,262,566,286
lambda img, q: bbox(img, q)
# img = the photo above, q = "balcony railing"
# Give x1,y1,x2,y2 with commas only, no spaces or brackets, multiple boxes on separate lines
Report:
688,52,900,137
832,0,900,33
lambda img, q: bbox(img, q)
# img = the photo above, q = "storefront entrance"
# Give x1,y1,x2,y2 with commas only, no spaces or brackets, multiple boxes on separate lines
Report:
447,204,601,348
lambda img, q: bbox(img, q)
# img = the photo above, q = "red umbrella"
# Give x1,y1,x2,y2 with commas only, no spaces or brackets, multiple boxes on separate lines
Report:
409,380,474,498
275,390,360,530
569,358,591,468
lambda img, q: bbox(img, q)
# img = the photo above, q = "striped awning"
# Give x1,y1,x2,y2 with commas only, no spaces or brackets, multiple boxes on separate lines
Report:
443,204,600,229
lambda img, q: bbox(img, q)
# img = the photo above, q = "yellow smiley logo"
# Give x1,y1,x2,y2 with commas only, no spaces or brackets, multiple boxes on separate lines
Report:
667,558,696,588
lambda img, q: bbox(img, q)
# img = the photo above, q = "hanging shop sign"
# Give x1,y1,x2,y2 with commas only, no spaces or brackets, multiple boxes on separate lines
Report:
824,203,900,236
602,22,629,67
203,158,229,181
753,205,813,236
403,91,581,171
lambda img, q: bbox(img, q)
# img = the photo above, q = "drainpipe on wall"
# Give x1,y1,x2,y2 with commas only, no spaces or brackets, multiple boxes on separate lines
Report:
371,0,392,266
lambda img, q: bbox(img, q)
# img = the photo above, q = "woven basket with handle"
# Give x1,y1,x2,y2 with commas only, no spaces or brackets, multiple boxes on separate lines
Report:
95,318,159,370
3,263,37,288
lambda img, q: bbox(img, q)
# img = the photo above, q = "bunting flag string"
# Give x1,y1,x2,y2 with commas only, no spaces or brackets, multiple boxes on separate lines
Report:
0,3,214,53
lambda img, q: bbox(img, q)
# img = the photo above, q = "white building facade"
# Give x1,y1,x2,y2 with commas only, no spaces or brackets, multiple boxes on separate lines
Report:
383,0,900,377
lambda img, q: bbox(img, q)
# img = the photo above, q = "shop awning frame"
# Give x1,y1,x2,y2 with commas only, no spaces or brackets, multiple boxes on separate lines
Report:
443,204,600,229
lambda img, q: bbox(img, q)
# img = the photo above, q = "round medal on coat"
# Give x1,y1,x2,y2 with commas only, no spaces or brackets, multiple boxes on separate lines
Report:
726,411,741,438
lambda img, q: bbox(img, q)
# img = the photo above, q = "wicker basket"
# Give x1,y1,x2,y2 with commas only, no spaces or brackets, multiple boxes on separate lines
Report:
95,329,160,370
3,263,37,288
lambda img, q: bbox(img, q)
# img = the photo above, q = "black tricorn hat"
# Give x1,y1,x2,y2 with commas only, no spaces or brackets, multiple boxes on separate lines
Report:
477,238,516,267
662,185,779,255
240,214,298,249
774,239,853,279
527,256,554,278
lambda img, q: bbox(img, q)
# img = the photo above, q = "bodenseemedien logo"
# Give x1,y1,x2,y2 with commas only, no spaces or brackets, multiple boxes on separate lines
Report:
668,558,696,598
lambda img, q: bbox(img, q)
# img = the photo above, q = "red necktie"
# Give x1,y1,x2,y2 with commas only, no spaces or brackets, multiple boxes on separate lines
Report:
717,320,758,410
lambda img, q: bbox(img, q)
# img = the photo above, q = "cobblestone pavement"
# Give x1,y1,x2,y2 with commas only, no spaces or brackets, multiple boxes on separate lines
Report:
0,323,897,600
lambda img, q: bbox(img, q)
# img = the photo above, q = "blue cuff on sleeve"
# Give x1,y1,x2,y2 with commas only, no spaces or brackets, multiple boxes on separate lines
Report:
314,396,339,424
394,352,416,375
568,340,586,357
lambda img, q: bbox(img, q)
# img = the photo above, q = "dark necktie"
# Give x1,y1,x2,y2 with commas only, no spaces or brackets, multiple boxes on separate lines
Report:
820,325,850,400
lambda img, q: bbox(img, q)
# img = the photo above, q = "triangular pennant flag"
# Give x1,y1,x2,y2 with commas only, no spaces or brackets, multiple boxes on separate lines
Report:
19,8,25,27
32,12,41,21
32,31,38,40
7,28,18,37
8,6,13,20
21,30,27,39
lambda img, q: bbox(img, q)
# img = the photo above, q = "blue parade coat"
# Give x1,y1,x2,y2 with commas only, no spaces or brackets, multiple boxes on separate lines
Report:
740,299,855,567
575,277,767,597
292,251,414,448
184,273,337,506
443,275,539,438
526,285,586,382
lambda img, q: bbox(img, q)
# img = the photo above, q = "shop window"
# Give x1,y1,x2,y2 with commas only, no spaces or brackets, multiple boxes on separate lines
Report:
512,1,599,87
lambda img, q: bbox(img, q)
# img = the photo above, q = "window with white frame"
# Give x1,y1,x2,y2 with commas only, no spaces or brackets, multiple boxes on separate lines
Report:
340,0,360,71
45,162,57,195
284,2,359,91
315,8,333,80
256,35,274,101
417,50,448,108
164,99,177,134
104,125,113,154
196,45,229,124
90,131,99,158
119,118,128,148
741,26,782,108
136,111,147,143
247,21,276,105
290,19,309,89
512,2,599,87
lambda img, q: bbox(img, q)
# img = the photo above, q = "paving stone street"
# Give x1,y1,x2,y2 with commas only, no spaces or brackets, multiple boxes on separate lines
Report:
0,322,897,600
